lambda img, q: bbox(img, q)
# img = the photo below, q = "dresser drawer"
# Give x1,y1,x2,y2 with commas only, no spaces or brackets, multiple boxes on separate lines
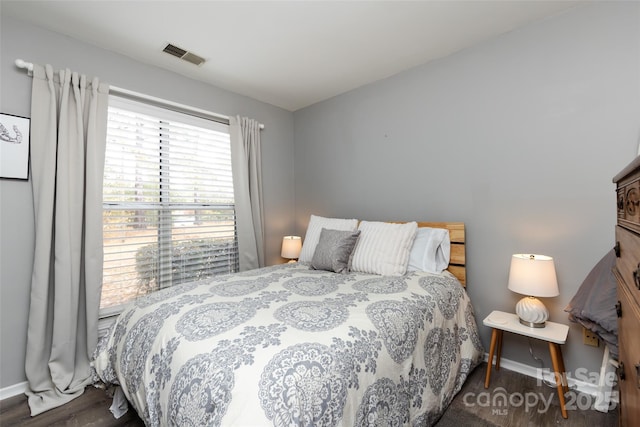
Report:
619,179,640,228
617,281,640,427
616,226,640,307
615,156,640,232
618,188,626,220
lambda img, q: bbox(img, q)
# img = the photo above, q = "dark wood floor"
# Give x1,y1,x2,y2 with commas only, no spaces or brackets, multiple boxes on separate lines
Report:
0,363,618,426
437,362,618,427
0,387,144,427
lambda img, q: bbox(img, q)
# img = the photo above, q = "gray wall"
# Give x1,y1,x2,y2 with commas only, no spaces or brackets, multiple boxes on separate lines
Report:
293,2,640,379
0,15,295,389
2,1,639,393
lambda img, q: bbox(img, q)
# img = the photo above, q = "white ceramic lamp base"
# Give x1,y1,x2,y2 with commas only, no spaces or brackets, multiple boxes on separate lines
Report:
515,296,549,328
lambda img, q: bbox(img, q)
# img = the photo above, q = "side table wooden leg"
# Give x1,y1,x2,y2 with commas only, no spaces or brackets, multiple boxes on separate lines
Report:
485,328,498,388
495,330,503,371
548,342,568,419
556,345,569,394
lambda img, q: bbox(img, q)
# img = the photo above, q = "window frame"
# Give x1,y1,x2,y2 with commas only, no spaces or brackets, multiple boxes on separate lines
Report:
99,93,238,320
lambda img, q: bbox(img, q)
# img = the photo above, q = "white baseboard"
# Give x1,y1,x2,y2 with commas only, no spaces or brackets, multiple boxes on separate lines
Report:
0,381,28,400
483,353,616,400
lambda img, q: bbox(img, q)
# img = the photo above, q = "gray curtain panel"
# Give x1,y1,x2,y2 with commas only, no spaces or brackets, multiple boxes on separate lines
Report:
229,116,265,270
25,64,109,415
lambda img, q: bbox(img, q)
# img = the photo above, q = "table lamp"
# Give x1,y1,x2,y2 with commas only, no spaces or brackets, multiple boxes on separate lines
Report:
507,254,559,328
281,236,302,262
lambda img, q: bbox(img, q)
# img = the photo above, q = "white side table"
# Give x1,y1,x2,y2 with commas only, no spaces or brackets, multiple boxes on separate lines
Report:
483,310,570,419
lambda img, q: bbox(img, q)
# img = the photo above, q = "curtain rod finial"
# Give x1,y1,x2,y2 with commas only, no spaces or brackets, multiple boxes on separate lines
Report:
15,59,34,76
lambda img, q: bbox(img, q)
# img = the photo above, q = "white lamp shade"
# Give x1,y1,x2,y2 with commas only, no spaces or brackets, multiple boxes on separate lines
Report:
507,254,559,297
281,236,302,259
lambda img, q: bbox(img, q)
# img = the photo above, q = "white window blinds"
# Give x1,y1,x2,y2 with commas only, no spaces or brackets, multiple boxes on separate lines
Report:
101,96,238,312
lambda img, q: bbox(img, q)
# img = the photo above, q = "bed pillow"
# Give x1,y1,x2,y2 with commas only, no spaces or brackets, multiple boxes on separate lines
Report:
310,228,361,273
350,221,418,276
407,227,451,274
298,215,359,263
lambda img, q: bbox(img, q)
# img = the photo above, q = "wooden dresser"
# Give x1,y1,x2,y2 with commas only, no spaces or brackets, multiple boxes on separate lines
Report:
613,156,640,426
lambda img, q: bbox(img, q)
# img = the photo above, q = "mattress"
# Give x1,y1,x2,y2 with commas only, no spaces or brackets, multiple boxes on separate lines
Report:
93,262,484,426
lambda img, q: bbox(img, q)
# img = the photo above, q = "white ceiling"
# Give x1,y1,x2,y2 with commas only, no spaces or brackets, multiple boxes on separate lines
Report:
2,1,582,111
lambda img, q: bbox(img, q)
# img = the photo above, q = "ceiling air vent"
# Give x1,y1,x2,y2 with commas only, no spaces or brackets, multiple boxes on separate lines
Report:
162,43,205,66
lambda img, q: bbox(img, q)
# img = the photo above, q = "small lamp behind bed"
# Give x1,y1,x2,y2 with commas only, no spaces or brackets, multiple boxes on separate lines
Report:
281,236,302,263
508,254,559,328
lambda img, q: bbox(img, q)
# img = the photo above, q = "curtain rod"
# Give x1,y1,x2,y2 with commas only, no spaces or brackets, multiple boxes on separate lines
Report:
14,58,264,129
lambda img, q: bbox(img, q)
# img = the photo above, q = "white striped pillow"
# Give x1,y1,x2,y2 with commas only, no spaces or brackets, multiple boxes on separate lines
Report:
298,215,359,263
350,221,418,276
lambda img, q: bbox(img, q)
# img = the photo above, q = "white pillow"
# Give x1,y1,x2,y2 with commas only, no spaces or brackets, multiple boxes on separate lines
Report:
298,215,359,263
407,227,451,274
350,221,418,276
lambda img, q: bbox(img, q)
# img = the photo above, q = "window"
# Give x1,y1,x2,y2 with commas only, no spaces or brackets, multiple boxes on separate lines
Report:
101,96,238,314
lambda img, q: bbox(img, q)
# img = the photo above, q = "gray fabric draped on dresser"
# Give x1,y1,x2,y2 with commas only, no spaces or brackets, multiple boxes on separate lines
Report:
229,116,265,270
25,64,109,416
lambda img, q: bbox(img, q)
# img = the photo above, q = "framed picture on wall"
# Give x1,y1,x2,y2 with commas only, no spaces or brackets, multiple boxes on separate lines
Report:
0,113,30,180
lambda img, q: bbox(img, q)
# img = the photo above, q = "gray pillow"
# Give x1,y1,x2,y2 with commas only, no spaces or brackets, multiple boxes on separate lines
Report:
311,228,361,274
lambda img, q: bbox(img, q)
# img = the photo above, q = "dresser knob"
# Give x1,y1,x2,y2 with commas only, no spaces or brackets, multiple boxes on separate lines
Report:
636,364,640,389
616,301,622,318
620,362,626,381
634,264,640,290
614,241,620,258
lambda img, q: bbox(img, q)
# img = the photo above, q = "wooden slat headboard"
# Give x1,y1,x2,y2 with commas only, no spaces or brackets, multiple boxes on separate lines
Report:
416,222,466,287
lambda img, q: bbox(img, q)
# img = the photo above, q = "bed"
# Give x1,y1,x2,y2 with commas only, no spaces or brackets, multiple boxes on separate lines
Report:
92,219,484,426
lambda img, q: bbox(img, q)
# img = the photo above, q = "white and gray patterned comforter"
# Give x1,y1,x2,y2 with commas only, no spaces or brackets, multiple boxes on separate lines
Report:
93,263,484,426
